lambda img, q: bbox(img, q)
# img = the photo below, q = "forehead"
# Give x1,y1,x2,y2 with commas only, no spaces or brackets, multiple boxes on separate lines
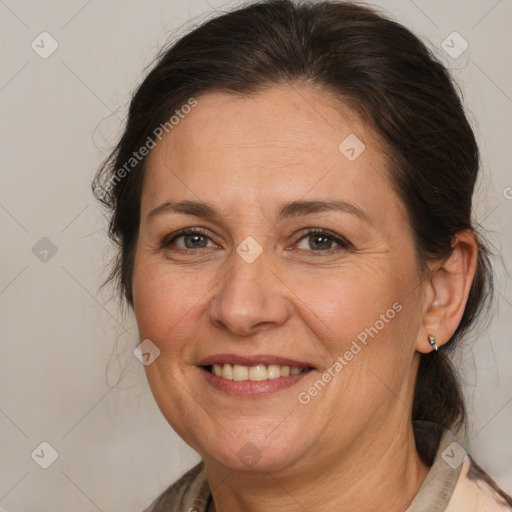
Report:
142,85,395,217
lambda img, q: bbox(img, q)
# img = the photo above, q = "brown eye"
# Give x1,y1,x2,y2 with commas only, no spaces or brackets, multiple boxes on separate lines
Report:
295,229,351,252
180,233,209,249
307,234,334,250
165,229,217,250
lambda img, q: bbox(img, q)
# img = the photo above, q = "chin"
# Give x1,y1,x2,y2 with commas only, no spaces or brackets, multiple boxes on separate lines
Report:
196,426,311,473
205,446,303,473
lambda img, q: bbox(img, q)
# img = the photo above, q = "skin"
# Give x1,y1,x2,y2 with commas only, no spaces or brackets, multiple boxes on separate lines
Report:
132,85,477,512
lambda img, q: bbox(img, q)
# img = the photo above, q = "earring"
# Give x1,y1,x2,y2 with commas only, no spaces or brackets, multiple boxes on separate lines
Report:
428,334,438,352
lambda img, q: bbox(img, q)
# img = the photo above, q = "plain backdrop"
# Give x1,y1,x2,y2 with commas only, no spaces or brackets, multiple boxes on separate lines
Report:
0,0,511,510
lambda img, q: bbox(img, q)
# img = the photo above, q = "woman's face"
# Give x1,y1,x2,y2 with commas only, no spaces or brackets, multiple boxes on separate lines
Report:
132,85,428,473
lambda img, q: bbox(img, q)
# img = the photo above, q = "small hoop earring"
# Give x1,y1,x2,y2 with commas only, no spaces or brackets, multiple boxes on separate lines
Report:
428,334,438,352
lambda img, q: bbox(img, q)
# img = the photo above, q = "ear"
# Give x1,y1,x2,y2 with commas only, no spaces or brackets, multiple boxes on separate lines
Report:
416,230,478,354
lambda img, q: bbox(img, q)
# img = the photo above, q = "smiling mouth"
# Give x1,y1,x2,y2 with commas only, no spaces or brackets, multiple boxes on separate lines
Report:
204,363,312,381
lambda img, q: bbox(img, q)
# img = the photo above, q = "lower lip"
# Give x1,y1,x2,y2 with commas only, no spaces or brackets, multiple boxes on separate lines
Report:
199,366,312,397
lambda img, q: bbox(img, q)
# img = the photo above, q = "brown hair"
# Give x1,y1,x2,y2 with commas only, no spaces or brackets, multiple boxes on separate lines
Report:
93,0,493,433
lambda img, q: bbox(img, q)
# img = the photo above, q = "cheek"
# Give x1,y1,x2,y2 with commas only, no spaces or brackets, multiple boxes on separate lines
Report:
297,271,419,414
288,258,421,382
132,256,207,345
288,262,402,335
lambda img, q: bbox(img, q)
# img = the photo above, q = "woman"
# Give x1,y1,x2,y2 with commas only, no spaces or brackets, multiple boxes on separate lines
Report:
93,1,512,510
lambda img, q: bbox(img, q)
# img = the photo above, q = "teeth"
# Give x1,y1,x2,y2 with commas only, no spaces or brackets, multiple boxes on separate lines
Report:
222,363,233,380
233,364,249,381
249,364,267,381
267,364,281,379
210,363,307,381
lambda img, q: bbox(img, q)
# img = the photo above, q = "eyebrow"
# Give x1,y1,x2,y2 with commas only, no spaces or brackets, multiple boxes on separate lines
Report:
146,199,371,224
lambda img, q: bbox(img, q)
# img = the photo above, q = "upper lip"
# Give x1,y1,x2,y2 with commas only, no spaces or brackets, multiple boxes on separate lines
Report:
197,354,313,369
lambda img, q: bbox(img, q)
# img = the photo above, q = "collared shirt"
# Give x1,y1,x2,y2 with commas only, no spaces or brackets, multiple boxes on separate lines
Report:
142,421,512,511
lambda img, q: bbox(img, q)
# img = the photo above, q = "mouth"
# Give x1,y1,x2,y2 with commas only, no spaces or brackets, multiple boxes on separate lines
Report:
196,354,315,397
204,363,311,381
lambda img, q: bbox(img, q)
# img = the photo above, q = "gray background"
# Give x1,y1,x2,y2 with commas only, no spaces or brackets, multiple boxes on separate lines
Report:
0,0,511,510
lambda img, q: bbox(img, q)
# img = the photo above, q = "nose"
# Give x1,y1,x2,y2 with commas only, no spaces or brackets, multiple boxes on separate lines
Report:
208,249,291,337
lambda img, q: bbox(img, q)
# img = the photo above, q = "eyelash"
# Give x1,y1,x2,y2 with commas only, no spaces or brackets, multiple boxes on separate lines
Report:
294,228,352,252
162,227,351,253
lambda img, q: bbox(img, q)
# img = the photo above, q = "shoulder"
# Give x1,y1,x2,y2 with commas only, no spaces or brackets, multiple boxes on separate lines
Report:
410,420,512,512
141,462,210,512
447,456,512,511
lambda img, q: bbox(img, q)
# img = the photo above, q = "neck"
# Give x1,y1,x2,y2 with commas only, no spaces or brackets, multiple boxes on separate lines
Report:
204,419,430,512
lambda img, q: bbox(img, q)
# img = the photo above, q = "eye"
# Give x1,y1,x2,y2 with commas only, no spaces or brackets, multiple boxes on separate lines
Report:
294,229,351,252
164,229,218,250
